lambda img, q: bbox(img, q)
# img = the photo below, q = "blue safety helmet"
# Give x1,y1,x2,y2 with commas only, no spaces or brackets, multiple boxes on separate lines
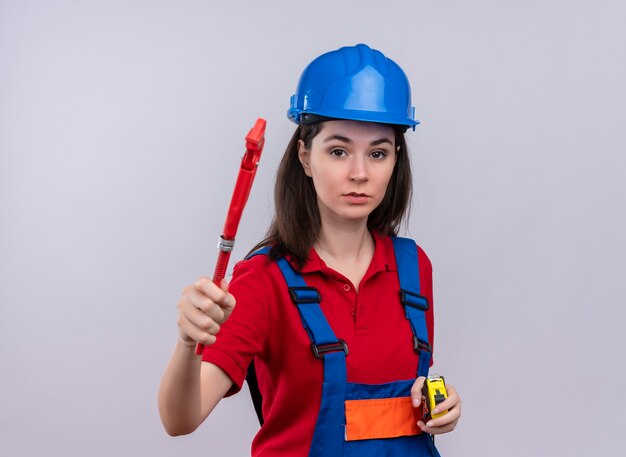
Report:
287,44,419,130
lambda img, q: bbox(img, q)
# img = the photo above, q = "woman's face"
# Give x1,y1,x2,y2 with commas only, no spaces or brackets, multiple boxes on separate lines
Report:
298,120,397,226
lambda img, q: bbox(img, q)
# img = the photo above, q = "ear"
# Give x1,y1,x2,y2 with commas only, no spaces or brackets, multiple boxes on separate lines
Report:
297,139,312,177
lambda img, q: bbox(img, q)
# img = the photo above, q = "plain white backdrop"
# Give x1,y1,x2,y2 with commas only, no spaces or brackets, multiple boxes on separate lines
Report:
2,1,625,455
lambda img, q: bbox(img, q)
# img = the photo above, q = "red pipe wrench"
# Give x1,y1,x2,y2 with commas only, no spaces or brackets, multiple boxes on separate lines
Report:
196,118,266,355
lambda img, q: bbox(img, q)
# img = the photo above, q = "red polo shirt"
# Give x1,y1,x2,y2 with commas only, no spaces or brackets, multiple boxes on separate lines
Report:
202,232,435,457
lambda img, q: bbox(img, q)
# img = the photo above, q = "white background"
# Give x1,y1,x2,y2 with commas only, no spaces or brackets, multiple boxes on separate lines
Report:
2,1,625,455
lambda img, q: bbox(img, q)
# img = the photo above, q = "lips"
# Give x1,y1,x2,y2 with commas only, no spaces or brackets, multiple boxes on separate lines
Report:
343,192,370,204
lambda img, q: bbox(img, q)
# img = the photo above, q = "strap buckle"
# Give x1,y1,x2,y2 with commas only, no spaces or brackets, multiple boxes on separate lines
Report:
311,339,349,359
413,336,431,354
288,286,321,304
400,289,429,311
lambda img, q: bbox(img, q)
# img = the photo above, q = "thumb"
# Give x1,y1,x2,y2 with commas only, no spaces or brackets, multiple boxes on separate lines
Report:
218,278,236,313
411,376,426,408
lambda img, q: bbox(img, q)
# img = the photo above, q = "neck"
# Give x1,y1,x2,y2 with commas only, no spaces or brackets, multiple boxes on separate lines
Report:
315,219,374,265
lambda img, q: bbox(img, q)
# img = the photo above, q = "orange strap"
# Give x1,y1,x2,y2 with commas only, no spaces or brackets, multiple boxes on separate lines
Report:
344,396,421,441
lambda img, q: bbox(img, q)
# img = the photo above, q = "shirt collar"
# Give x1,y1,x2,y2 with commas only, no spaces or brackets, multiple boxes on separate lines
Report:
290,231,397,274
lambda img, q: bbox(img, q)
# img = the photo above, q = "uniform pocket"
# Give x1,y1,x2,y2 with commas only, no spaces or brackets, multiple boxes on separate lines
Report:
344,396,421,441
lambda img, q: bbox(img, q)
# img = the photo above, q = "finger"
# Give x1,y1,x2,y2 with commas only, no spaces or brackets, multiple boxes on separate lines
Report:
425,400,462,428
411,376,426,407
431,389,460,416
188,289,226,323
418,418,458,435
219,279,236,314
176,313,217,346
180,297,221,335
195,277,235,312
190,310,221,336
195,277,223,301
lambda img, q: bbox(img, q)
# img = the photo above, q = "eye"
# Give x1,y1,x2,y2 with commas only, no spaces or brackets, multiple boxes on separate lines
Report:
330,148,347,158
370,150,389,160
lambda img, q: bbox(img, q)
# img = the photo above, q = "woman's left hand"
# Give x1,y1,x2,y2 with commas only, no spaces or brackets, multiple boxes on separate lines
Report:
411,377,462,435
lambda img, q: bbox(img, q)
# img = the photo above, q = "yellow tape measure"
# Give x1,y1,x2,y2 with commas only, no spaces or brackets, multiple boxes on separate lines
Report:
422,375,448,420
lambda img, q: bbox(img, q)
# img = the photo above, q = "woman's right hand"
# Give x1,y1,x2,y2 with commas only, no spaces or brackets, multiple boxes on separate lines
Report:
176,277,236,346
160,277,236,434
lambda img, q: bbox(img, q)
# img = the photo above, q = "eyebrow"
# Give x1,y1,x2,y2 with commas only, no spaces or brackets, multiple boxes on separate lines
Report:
322,135,393,146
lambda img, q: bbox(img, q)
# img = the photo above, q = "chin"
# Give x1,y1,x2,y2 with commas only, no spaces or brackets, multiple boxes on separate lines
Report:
337,208,373,222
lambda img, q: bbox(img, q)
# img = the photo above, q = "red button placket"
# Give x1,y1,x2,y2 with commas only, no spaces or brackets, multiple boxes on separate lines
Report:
342,283,358,321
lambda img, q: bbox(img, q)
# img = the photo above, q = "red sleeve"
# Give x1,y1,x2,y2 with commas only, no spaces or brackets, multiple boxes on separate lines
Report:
417,245,435,366
201,256,270,396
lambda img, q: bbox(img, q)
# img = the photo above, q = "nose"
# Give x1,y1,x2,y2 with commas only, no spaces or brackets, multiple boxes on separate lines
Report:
349,155,368,183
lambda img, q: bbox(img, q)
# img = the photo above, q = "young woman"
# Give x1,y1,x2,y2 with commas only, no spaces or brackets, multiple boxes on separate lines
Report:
159,44,461,456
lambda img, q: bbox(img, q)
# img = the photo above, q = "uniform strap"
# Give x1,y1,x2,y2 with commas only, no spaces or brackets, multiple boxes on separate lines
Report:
392,237,432,378
244,248,348,448
273,256,347,457
275,258,343,348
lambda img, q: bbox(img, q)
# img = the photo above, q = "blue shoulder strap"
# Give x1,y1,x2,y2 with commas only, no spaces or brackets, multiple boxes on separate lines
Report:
246,247,348,356
392,236,432,378
245,247,348,444
272,255,347,456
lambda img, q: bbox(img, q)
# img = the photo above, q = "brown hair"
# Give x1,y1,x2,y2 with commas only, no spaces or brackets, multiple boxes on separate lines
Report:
249,122,412,269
